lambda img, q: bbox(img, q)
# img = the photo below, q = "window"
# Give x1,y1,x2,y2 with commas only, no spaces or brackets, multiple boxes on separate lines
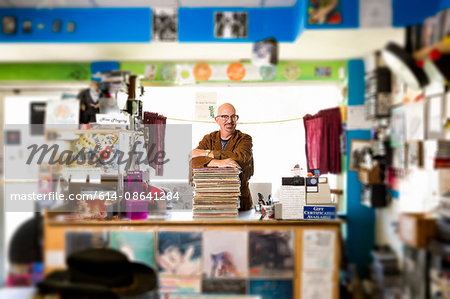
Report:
142,84,344,198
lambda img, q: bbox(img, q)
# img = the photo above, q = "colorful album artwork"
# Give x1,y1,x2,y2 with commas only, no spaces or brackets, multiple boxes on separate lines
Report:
315,66,332,77
157,231,202,276
70,133,119,171
109,231,156,270
249,279,293,299
203,231,248,278
308,0,342,25
45,99,79,125
249,230,294,278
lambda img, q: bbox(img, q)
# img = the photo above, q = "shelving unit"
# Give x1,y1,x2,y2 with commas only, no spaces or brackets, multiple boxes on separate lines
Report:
43,211,342,299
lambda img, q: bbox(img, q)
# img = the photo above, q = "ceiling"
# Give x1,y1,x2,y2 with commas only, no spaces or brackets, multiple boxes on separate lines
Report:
0,0,297,8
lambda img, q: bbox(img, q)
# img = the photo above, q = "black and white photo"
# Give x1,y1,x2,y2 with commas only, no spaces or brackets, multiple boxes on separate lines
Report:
214,11,248,39
152,8,178,42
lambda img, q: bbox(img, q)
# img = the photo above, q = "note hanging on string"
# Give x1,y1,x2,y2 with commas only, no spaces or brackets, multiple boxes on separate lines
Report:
195,92,217,121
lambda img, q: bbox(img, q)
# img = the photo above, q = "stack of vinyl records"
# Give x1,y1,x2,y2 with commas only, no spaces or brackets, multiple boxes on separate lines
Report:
192,168,241,218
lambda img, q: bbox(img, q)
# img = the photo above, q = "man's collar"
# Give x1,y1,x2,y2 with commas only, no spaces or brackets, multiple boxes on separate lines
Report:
219,130,237,141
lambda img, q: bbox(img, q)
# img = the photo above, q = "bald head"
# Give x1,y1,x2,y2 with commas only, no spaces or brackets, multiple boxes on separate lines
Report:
217,103,236,115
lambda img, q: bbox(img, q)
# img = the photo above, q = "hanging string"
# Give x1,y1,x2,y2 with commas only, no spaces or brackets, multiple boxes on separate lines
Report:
167,117,304,124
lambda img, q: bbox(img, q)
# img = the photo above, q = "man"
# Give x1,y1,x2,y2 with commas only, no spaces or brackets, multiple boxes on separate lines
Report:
191,103,254,211
78,81,101,124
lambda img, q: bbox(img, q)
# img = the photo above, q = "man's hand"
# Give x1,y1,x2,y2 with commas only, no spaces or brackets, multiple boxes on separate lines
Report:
191,149,214,159
208,158,241,169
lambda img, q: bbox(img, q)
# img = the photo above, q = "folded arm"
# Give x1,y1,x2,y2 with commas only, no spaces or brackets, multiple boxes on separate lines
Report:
191,134,252,169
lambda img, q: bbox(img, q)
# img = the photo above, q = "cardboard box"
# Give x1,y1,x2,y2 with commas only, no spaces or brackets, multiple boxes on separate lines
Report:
399,213,436,248
358,165,382,184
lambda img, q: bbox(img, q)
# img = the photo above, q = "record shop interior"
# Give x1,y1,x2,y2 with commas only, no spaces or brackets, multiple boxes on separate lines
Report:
0,1,450,298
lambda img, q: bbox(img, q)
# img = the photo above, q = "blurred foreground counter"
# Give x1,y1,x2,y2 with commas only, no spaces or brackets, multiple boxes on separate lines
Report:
43,210,342,299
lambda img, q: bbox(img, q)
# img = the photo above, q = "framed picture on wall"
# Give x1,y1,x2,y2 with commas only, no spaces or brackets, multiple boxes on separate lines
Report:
426,93,445,139
376,93,391,117
406,141,423,169
392,146,406,170
390,106,406,147
214,11,248,39
349,139,372,171
152,8,178,42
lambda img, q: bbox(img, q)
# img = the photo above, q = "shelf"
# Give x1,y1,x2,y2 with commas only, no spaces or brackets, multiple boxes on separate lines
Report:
413,38,450,60
45,210,343,226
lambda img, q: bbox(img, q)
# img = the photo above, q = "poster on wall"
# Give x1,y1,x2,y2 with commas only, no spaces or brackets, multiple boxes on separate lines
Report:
426,93,445,139
45,99,79,125
195,92,217,121
307,0,342,25
302,229,336,271
404,101,425,141
390,106,406,147
214,12,248,39
359,0,392,28
152,8,178,42
252,38,278,66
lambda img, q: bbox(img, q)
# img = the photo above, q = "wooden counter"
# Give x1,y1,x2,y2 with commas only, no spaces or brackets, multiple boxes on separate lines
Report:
44,210,342,299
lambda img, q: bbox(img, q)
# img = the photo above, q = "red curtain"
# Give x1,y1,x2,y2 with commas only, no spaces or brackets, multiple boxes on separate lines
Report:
143,112,167,176
303,107,342,174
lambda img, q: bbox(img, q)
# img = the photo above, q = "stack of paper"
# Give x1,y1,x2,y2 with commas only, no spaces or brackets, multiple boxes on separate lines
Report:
192,168,241,218
280,185,305,220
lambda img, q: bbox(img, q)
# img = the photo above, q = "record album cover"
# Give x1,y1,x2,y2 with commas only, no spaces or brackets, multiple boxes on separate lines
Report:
157,231,202,276
109,231,156,270
249,230,294,278
203,231,248,278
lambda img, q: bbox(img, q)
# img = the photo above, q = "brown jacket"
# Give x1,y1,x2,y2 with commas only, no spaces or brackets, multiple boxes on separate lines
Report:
191,130,254,211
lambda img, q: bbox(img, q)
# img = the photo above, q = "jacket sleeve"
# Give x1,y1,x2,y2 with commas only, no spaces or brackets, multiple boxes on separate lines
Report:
191,134,214,168
212,134,253,168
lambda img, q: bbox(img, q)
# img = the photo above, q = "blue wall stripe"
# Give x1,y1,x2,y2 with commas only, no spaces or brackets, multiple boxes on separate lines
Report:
346,129,375,277
0,8,151,42
348,59,365,106
346,59,375,278
178,6,301,42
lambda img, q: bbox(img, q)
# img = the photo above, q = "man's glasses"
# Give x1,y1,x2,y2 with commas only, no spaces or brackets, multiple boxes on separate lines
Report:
216,114,239,121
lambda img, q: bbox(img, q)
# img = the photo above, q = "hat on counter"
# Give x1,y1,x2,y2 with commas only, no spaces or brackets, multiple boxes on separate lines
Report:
37,248,157,299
